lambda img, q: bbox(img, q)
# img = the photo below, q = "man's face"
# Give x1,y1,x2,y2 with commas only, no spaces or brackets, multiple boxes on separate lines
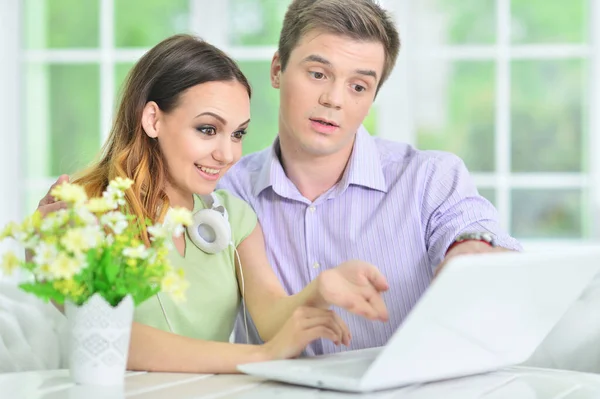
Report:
272,30,385,157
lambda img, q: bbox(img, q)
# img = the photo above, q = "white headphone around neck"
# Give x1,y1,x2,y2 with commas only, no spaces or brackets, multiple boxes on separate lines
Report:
186,193,231,254
159,192,249,342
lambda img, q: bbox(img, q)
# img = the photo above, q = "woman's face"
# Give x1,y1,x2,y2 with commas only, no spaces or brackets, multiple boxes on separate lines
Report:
143,80,251,205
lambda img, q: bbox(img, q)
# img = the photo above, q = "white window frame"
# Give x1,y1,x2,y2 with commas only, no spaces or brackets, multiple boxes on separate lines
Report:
388,0,600,250
0,0,23,260
6,0,600,257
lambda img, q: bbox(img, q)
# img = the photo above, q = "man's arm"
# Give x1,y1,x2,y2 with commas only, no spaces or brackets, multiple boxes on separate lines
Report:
421,153,522,275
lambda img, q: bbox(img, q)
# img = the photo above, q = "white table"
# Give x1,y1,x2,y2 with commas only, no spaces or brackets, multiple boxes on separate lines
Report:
2,366,600,398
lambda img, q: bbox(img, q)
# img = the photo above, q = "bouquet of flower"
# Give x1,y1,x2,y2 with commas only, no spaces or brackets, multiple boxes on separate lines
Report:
0,177,191,307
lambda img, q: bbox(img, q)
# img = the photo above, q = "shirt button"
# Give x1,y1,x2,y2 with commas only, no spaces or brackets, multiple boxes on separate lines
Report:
308,206,316,212
312,262,320,269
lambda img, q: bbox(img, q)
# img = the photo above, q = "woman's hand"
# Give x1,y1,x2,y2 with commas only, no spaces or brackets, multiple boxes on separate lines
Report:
36,174,69,217
310,260,390,322
262,306,350,360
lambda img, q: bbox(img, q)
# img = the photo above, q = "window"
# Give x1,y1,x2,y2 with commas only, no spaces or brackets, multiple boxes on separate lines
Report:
3,0,599,252
404,0,599,246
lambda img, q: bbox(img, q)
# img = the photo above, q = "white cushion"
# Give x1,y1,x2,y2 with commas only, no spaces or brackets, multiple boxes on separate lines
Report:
0,281,67,372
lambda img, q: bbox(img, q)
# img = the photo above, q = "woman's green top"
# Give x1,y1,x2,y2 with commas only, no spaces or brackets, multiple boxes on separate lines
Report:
134,189,257,341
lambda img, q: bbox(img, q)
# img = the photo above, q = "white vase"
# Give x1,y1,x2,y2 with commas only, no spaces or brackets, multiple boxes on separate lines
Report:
65,293,134,385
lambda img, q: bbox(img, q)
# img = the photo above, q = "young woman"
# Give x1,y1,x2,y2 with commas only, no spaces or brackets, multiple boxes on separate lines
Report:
38,34,389,373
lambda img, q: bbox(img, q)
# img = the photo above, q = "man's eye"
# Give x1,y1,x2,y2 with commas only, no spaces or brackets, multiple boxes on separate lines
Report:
310,71,325,80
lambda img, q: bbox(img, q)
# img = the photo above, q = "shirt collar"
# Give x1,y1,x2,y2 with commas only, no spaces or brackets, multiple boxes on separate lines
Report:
337,125,387,194
253,126,387,198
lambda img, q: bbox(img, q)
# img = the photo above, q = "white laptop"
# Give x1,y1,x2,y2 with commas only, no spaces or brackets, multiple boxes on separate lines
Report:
238,248,600,392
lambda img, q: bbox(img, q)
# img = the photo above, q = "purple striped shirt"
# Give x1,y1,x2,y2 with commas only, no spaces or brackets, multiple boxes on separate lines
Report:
218,126,522,356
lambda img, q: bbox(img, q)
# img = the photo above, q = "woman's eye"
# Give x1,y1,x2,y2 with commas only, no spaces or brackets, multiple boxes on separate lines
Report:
232,130,247,141
196,126,216,135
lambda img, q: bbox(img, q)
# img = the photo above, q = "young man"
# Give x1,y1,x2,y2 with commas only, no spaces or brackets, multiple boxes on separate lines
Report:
217,0,521,355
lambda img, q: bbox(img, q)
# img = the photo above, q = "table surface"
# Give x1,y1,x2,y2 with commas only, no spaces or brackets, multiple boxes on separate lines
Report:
2,366,600,399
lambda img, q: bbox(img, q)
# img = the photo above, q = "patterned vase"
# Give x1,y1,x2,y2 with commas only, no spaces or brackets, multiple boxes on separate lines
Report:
65,293,134,385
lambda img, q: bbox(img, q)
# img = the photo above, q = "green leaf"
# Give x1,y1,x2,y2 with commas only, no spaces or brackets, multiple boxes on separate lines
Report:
19,282,65,304
101,251,119,284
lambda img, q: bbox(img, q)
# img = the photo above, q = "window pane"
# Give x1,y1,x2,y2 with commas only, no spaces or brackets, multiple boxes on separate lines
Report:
416,61,495,172
115,63,135,100
229,0,291,46
24,0,99,48
115,0,189,47
25,187,50,216
237,62,278,154
511,60,587,172
415,0,496,45
25,64,101,178
511,0,589,43
511,189,583,239
478,188,496,207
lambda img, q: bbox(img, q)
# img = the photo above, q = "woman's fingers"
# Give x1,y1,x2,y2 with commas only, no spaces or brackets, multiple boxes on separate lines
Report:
37,201,67,218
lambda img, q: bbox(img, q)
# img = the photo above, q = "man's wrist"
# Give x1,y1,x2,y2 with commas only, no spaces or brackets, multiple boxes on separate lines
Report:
447,232,495,254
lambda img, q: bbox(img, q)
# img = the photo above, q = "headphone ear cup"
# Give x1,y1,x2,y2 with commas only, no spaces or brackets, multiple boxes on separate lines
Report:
186,209,231,254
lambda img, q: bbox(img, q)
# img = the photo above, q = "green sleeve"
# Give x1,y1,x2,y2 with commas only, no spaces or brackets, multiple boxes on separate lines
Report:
214,189,258,246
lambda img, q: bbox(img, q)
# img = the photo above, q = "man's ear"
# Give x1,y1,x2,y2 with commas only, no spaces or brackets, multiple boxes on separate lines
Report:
141,101,160,139
270,52,282,89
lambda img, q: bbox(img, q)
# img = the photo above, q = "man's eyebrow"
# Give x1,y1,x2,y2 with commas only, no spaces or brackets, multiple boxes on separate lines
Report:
301,54,332,66
302,54,377,80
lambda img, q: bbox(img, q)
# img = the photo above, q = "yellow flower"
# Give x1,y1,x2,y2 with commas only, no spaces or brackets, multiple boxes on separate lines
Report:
109,177,134,191
48,253,85,280
35,263,54,280
22,211,42,231
1,252,21,275
32,242,59,266
161,268,188,302
61,228,90,254
53,279,86,297
86,197,116,213
51,182,88,204
167,208,193,227
0,222,18,240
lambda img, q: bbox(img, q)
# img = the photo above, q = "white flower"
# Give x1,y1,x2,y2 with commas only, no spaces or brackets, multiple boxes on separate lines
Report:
123,244,149,259
164,207,193,238
100,211,128,235
109,177,134,191
50,183,87,204
103,186,126,207
40,209,69,232
33,242,59,266
86,197,117,213
82,225,105,248
147,224,169,241
61,226,102,253
74,206,99,226
48,253,84,280
1,252,20,275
